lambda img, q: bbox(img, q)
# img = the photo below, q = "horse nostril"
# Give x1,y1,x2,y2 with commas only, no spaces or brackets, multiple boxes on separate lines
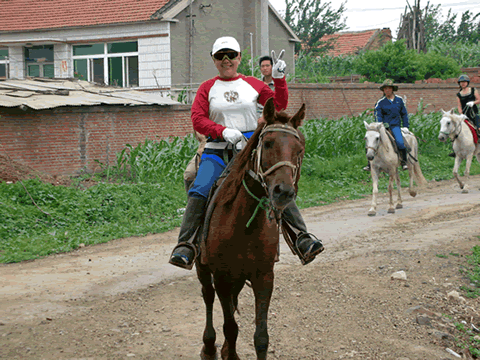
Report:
273,184,295,200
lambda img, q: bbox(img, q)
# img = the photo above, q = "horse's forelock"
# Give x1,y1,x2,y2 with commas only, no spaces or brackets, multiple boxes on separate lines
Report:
275,111,290,125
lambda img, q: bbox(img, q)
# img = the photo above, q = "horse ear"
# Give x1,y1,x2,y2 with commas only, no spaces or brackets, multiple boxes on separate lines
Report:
449,108,455,115
290,103,306,128
364,121,369,129
263,97,275,124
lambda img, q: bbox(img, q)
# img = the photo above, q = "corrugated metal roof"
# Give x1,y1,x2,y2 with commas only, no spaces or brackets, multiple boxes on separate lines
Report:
0,78,180,110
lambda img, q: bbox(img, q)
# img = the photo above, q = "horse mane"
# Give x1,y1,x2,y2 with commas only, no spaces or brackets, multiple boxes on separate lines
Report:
217,111,292,207
377,123,393,152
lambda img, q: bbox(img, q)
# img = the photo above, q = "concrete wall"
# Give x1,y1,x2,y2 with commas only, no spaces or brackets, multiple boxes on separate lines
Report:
0,105,191,175
169,0,296,87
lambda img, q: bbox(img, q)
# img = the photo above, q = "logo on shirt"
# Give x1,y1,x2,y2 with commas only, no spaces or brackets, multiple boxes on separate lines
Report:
224,90,239,103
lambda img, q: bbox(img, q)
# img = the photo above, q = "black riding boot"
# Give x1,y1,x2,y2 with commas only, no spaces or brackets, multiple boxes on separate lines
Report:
400,149,408,170
282,202,324,265
168,196,207,270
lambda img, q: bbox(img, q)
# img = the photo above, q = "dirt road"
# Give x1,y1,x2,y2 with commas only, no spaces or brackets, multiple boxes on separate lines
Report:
1,176,480,360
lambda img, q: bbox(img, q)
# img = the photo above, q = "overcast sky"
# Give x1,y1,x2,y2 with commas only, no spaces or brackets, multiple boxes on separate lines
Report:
269,0,477,38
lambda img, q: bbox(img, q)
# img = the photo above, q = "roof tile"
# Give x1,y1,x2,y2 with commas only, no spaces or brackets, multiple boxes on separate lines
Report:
0,0,169,32
320,29,390,56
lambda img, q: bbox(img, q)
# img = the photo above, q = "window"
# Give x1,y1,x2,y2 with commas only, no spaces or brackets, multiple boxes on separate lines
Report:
25,45,54,78
72,41,139,87
0,49,8,78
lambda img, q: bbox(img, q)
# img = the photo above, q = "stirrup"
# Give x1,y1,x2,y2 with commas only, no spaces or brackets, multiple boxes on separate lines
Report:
169,242,198,270
296,233,324,265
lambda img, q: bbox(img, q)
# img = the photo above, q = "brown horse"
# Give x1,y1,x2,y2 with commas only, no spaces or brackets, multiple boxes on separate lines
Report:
195,97,306,360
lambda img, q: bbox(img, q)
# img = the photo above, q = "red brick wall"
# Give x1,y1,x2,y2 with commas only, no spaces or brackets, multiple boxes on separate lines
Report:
286,82,463,120
0,105,192,176
0,81,476,176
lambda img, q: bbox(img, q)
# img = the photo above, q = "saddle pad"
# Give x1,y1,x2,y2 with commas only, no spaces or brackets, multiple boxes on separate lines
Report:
464,120,478,144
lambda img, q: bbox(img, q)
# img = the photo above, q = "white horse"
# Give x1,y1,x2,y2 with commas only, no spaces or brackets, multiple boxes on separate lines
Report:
438,109,480,193
364,121,427,216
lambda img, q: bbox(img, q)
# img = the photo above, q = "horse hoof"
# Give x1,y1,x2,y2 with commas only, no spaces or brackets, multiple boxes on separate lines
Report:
396,204,403,209
200,345,218,360
409,191,417,197
388,208,395,214
368,210,376,216
461,189,469,194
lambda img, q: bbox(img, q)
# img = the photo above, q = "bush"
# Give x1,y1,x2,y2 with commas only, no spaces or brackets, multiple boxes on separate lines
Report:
354,40,461,83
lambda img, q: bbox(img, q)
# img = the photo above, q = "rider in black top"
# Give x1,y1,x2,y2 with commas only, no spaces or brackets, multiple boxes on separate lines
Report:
456,74,480,129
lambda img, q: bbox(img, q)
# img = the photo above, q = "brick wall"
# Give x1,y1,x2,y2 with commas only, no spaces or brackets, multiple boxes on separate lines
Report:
0,105,191,176
0,81,476,177
286,82,464,120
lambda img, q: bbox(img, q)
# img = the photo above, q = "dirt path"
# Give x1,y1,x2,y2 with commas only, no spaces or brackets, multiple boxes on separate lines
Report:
1,176,480,360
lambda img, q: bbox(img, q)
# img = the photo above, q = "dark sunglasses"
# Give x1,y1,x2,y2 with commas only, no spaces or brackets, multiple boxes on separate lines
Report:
212,51,239,61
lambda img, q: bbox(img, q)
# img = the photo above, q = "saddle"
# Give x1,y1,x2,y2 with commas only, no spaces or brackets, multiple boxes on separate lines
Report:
385,128,413,158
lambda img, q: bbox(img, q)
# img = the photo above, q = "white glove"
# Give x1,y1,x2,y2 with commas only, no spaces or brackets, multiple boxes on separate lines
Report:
222,128,243,144
272,49,286,79
467,101,475,107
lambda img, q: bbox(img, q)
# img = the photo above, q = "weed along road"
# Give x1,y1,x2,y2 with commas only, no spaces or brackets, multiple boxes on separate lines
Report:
1,176,480,359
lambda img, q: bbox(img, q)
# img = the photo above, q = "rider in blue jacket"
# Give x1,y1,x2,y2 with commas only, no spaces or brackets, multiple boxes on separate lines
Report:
375,79,409,170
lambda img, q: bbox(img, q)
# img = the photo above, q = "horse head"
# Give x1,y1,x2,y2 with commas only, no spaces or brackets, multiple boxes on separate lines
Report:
256,98,306,211
439,109,466,142
364,121,384,161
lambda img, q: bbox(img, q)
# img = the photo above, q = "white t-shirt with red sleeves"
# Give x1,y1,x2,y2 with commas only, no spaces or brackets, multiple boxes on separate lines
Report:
191,74,288,140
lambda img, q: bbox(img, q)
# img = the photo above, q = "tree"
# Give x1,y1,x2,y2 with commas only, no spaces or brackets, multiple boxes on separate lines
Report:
284,0,347,55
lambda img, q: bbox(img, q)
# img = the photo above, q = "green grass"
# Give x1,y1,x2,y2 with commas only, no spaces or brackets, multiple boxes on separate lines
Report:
0,180,185,263
460,244,480,298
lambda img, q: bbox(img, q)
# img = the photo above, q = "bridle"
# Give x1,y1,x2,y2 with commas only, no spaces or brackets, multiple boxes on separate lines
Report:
242,123,303,227
365,129,381,155
253,124,302,190
440,117,462,141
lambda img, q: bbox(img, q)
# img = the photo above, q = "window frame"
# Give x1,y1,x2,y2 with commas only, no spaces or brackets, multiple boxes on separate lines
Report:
72,42,139,87
0,48,9,79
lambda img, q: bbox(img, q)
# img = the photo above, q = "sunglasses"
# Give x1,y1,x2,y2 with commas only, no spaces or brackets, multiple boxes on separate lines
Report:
212,51,239,61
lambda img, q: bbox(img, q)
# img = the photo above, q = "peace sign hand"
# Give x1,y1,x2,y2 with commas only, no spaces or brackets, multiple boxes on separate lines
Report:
271,49,286,79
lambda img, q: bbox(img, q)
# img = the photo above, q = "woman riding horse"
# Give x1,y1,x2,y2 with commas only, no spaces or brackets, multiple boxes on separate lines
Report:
456,74,480,130
169,36,324,270
375,79,410,171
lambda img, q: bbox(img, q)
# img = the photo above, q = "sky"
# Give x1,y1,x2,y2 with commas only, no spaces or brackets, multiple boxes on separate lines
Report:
269,0,478,38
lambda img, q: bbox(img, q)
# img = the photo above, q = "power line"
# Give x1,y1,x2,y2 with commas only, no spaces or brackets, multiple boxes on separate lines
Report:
346,1,476,12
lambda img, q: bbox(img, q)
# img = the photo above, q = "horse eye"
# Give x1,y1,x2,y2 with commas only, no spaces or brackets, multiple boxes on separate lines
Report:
263,141,274,149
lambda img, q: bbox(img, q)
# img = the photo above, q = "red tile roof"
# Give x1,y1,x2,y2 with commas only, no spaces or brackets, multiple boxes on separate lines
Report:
320,29,391,56
0,0,170,32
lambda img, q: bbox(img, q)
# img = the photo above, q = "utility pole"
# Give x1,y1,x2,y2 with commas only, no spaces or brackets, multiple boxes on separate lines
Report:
187,0,194,103
260,0,269,56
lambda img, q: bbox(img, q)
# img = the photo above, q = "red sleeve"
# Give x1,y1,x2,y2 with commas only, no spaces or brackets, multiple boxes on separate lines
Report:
191,78,226,139
247,76,288,111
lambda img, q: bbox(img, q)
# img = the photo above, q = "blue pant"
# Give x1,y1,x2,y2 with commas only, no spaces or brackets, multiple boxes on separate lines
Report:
188,131,254,199
188,151,226,199
390,126,406,150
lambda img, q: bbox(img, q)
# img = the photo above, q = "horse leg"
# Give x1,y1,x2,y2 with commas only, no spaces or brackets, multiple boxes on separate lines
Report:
197,264,217,360
214,277,240,360
405,160,415,198
387,172,395,213
368,168,379,216
452,156,465,191
462,154,474,193
395,170,404,209
251,270,274,360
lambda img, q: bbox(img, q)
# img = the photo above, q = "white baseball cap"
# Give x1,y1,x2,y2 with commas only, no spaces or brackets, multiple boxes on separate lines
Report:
211,36,241,55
